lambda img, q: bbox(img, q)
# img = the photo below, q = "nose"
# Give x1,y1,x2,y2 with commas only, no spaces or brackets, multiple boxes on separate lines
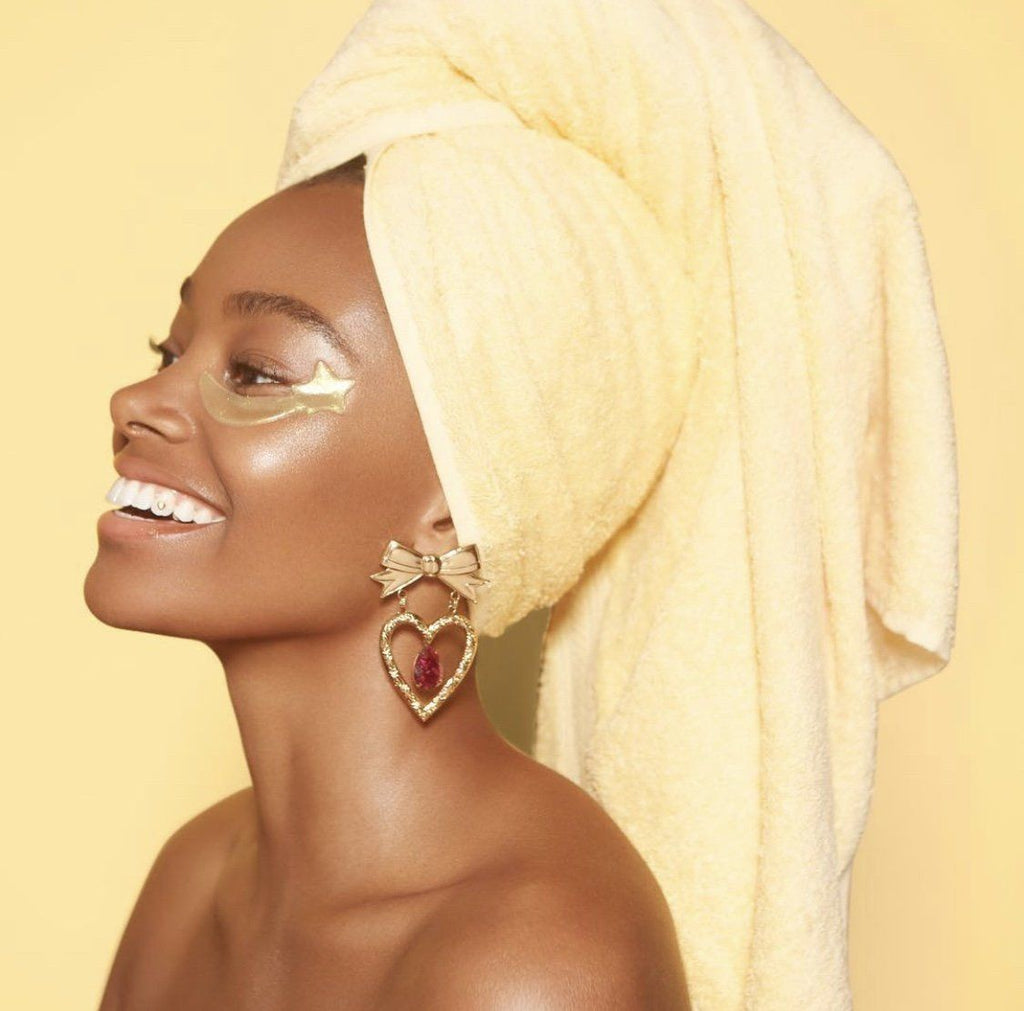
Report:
110,367,196,454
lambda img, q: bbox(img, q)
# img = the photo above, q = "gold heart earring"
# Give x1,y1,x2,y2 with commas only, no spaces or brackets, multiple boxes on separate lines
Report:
370,540,488,724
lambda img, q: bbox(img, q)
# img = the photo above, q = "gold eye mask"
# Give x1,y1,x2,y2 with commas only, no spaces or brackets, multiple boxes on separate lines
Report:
198,359,356,426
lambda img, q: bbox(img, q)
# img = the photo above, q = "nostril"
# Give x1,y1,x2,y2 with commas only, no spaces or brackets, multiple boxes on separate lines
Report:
116,405,194,444
109,369,197,445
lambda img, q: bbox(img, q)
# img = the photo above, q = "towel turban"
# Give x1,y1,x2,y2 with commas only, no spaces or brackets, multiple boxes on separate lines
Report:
273,1,960,1007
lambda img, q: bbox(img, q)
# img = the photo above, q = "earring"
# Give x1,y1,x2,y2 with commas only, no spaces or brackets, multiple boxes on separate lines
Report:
370,540,488,723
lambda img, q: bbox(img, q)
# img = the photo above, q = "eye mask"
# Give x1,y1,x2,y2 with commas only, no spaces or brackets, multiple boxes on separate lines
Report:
198,359,355,426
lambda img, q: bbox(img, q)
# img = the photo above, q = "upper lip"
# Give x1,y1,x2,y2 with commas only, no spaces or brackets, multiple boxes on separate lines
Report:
113,457,226,517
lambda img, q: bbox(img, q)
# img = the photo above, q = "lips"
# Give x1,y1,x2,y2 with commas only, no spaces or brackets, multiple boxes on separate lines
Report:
105,476,225,524
111,457,226,519
97,457,228,542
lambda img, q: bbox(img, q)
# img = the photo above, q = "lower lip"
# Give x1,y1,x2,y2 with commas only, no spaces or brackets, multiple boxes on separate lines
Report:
97,508,226,541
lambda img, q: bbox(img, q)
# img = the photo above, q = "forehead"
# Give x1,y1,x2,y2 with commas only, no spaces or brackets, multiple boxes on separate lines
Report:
192,182,381,323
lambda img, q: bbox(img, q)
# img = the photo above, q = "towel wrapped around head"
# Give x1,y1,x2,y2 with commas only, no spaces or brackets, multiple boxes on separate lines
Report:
274,1,959,1007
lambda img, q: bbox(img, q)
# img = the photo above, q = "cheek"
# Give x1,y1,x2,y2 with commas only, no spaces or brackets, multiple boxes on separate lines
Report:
210,414,423,572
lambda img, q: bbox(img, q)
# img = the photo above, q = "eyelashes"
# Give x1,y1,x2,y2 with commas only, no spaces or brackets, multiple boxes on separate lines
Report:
147,335,181,375
146,335,287,387
142,336,356,425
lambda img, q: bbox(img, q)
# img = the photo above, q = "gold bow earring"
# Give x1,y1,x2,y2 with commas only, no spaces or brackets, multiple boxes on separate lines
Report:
370,540,488,723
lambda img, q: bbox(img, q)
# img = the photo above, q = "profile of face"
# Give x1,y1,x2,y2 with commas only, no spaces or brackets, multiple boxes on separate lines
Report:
83,162,460,649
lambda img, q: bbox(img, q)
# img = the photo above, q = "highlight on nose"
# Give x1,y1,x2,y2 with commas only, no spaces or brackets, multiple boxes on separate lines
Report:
109,370,195,445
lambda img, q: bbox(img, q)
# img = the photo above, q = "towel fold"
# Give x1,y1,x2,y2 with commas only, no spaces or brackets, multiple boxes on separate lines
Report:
274,1,959,1006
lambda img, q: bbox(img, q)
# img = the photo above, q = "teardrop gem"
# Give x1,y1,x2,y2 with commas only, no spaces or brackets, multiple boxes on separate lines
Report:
413,644,442,691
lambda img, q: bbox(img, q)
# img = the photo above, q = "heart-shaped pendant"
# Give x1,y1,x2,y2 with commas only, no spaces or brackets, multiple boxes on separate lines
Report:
379,610,478,723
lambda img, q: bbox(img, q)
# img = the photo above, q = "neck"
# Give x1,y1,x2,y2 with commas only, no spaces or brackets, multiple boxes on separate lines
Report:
210,591,514,920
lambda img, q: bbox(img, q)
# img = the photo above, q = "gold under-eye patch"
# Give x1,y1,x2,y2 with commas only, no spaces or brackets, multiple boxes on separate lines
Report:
198,359,356,426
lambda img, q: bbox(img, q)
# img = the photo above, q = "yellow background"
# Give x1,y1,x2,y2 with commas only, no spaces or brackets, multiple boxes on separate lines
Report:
1,1,1017,1007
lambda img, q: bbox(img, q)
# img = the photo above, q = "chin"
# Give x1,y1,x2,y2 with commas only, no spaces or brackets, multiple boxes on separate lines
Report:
81,559,310,643
82,560,196,639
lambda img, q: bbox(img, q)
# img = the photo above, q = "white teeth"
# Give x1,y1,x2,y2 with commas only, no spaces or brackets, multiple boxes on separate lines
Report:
105,477,125,505
104,476,225,525
172,498,195,523
151,492,176,516
134,483,155,511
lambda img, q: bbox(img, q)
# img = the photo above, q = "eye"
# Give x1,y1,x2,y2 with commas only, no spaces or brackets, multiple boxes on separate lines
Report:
146,336,287,388
226,354,288,388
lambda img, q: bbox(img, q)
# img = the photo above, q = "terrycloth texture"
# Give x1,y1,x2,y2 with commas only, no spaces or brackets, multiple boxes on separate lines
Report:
274,1,959,1007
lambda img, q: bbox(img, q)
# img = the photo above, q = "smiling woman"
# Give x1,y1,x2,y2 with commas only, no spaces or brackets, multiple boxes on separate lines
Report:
82,0,960,1007
84,160,688,1009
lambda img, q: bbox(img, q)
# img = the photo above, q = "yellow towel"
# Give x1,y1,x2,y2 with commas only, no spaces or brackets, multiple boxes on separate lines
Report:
274,1,959,1007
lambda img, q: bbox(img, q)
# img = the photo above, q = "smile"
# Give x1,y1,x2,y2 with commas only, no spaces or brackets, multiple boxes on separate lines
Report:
104,477,227,525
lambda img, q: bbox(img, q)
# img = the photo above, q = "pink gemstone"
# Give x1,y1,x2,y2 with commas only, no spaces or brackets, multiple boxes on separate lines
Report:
413,644,443,691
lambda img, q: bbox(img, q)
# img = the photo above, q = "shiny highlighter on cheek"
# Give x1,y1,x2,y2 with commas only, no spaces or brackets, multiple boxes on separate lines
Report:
198,360,356,426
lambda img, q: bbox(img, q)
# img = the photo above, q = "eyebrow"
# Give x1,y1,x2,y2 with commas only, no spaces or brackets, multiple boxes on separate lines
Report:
179,275,360,363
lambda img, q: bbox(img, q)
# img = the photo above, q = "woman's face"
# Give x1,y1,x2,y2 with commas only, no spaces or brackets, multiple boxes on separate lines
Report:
84,177,454,643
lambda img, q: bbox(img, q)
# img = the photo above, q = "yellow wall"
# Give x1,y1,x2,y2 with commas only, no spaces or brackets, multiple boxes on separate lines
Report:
1,2,1015,1007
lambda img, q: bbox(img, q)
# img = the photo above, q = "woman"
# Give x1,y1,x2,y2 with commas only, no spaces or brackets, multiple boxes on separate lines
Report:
87,0,958,1006
85,155,690,1009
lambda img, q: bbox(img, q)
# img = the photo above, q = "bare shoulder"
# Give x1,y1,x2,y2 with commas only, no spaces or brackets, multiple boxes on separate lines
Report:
420,867,690,1010
120,785,250,931
98,787,251,1010
384,761,691,1010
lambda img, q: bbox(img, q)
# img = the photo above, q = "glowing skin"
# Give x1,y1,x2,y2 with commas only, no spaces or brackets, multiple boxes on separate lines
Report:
198,359,356,426
85,167,689,1010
